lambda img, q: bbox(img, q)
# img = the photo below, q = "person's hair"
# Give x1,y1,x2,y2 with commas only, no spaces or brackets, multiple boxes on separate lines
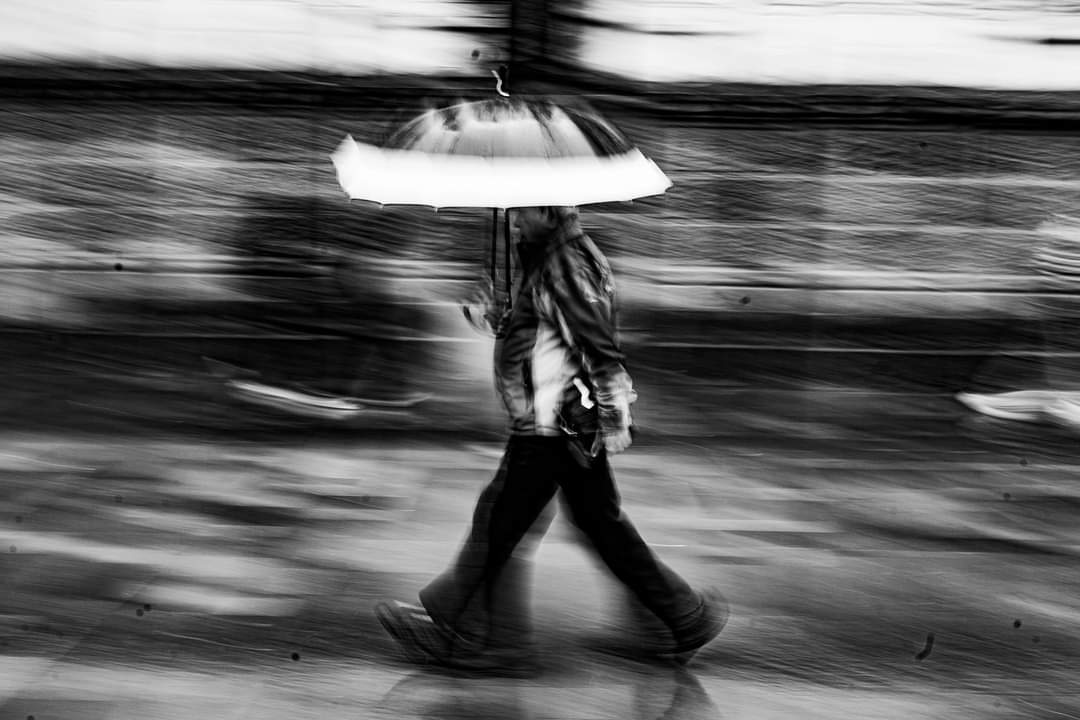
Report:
528,205,578,230
513,206,581,244
548,206,578,223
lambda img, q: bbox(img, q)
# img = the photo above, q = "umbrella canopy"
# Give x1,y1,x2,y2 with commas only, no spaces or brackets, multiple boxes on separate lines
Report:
331,97,672,209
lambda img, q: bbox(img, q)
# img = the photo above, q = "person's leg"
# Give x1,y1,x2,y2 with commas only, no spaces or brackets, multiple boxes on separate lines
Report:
418,435,559,647
437,499,557,652
554,491,673,650
552,441,711,643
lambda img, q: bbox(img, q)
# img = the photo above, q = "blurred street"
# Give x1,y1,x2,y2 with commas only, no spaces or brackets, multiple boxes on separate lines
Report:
3,387,1080,718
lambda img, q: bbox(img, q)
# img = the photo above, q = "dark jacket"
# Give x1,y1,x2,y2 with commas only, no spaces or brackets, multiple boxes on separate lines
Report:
493,212,635,437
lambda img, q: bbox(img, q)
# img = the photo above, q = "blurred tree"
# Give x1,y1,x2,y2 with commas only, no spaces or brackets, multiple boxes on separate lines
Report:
512,0,591,83
448,0,589,85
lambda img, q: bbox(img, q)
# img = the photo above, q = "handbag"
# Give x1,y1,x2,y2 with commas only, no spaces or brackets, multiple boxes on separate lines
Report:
557,376,602,468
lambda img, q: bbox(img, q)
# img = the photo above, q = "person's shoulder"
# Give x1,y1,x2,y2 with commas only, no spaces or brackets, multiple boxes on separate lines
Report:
544,236,617,302
543,237,588,282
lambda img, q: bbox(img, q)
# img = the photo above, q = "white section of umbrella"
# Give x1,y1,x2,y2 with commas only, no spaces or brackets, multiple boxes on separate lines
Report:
329,71,673,313
332,140,671,209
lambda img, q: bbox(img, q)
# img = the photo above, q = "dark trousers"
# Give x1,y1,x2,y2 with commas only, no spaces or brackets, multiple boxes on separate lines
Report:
418,434,704,650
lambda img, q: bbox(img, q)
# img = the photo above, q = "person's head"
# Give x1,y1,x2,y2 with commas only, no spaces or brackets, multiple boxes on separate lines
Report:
510,206,579,245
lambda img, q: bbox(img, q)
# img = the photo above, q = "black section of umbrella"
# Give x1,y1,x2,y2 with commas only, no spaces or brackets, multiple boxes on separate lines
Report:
379,97,644,312
383,97,635,159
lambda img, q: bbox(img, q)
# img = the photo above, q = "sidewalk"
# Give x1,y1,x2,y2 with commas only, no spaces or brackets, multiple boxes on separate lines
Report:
2,432,1079,718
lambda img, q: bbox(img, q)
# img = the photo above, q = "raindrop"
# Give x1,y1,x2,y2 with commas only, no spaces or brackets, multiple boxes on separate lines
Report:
919,141,928,150
291,652,300,661
1013,619,1022,628
1003,492,1012,501
1019,458,1028,466
115,496,123,504
144,604,152,611
8,546,15,553
114,263,124,271
740,296,750,305
1033,636,1041,644
136,609,144,617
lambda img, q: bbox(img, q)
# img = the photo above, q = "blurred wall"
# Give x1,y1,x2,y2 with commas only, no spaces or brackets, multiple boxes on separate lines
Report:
3,80,1079,332
0,0,502,75
1,80,1077,354
3,0,1080,433
2,1,1080,87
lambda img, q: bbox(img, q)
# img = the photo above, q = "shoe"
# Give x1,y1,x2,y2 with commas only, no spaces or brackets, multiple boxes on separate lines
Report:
375,600,440,665
663,588,729,666
375,599,538,678
408,621,539,678
588,588,730,667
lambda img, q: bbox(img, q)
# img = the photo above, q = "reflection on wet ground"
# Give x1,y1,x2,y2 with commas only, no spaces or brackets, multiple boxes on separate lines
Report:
1,421,1078,718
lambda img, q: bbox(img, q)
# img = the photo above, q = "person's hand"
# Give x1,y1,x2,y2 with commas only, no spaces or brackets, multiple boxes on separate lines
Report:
461,283,507,333
602,427,633,455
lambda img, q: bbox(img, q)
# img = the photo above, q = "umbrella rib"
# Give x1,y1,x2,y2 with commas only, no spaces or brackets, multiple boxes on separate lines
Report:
527,103,557,160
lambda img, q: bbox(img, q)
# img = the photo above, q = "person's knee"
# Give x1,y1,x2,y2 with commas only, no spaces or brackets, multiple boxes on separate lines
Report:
566,503,623,534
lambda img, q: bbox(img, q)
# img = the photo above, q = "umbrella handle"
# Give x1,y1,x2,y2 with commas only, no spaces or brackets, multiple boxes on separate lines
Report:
504,209,512,304
490,208,512,311
491,208,498,296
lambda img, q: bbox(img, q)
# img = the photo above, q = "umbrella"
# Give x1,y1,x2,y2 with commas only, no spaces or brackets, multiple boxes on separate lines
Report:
330,74,672,306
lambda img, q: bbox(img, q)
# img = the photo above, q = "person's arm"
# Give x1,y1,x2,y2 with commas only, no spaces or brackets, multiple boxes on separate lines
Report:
461,280,511,336
546,249,635,451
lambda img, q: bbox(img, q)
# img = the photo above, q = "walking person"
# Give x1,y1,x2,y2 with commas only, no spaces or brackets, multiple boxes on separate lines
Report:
375,205,727,676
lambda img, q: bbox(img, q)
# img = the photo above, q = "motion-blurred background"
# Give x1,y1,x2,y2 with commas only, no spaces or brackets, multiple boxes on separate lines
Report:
4,4,1080,719
2,0,1080,440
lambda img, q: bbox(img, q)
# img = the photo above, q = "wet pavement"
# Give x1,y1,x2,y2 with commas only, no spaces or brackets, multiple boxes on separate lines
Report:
2,416,1079,719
